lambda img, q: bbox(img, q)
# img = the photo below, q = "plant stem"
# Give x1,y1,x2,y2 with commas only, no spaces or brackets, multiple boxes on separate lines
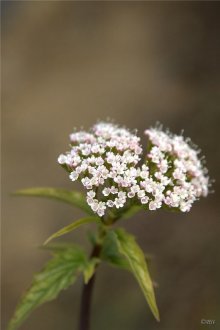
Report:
78,244,101,330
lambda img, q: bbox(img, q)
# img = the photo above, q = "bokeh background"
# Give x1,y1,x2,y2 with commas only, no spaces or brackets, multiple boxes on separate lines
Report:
2,1,220,330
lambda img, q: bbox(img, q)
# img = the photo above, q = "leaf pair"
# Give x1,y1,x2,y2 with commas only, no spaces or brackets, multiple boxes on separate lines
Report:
8,227,159,330
10,187,159,327
7,245,97,330
42,210,159,323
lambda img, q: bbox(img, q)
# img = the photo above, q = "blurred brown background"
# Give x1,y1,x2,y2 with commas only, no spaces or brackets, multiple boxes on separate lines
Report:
2,2,220,330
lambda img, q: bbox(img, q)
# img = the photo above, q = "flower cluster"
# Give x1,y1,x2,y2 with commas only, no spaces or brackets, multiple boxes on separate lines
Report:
143,127,209,212
58,122,210,216
58,122,143,217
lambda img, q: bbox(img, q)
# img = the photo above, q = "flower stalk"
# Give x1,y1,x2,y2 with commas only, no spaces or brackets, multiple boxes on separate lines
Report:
79,243,101,330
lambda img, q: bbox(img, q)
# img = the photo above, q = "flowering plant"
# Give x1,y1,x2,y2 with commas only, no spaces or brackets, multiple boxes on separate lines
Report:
8,122,210,330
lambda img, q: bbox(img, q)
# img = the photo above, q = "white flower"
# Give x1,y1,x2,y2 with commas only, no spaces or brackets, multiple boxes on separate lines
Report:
97,201,106,217
102,187,111,196
128,191,135,198
95,157,104,166
137,190,145,198
69,171,79,181
148,146,164,164
114,198,125,209
87,191,96,198
110,186,118,194
107,200,114,208
180,201,192,212
158,159,168,173
87,197,94,206
141,196,149,204
90,199,99,212
149,201,157,211
140,169,149,179
106,152,115,164
58,154,67,164
173,168,185,181
118,191,126,199
81,177,92,189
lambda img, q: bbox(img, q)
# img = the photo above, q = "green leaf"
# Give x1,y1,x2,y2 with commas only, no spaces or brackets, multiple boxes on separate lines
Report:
13,187,93,215
42,243,99,284
41,242,84,253
113,228,160,321
44,216,100,245
83,258,100,284
101,231,130,271
8,245,89,330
